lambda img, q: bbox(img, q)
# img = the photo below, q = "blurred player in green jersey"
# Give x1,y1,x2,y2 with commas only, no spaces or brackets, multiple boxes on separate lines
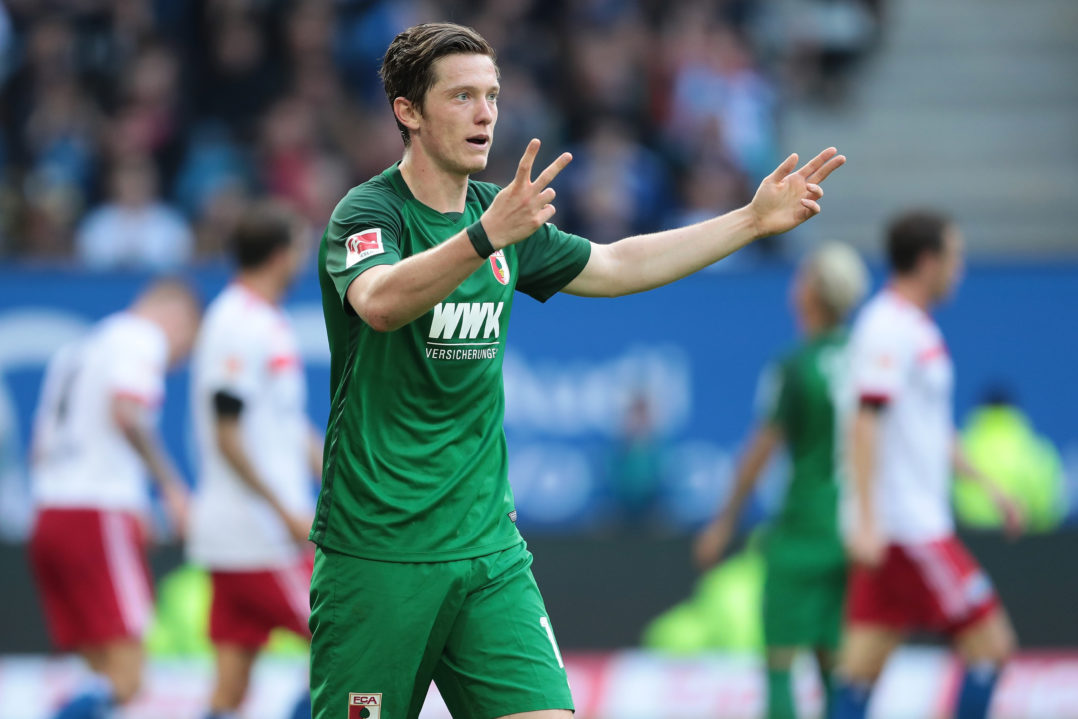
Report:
313,21,845,719
695,242,869,719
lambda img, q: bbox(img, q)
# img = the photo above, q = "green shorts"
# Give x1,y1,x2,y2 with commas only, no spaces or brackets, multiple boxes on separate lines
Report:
761,529,847,650
309,541,573,719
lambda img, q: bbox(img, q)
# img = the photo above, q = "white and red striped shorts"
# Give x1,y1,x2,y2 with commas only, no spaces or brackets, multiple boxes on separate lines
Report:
848,535,999,635
208,555,313,648
29,508,153,650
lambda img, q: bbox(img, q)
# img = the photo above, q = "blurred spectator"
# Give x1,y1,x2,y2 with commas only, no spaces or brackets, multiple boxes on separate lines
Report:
607,391,664,523
75,156,194,269
667,158,751,228
192,6,280,141
954,388,1067,532
662,18,778,182
0,0,878,263
107,43,185,179
752,0,882,101
561,117,671,244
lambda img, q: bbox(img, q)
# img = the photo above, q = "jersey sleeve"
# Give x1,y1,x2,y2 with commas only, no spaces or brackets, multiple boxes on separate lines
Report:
514,222,592,302
323,187,404,308
108,327,167,407
202,322,267,405
850,314,910,404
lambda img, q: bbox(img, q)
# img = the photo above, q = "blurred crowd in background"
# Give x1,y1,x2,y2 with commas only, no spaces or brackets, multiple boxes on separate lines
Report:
0,0,884,266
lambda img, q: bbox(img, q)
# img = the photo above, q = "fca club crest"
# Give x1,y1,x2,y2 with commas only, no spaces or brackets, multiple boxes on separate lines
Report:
489,249,510,285
348,693,382,719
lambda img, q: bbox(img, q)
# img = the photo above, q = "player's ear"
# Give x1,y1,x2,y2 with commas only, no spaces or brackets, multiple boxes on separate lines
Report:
393,97,422,135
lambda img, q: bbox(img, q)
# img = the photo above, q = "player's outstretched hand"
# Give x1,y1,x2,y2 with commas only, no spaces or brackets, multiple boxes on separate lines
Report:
481,139,572,249
749,147,846,238
693,517,735,570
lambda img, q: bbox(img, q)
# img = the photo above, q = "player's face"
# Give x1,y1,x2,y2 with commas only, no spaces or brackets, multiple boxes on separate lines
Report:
414,53,499,176
935,225,965,300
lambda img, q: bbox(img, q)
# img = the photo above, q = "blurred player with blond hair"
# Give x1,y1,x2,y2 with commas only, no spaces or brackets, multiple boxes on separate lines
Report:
834,210,1022,719
28,278,200,719
188,202,323,719
696,242,869,719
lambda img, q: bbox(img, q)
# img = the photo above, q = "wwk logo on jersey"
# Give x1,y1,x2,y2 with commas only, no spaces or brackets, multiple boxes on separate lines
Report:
348,693,382,719
345,228,385,268
489,249,510,285
429,302,504,340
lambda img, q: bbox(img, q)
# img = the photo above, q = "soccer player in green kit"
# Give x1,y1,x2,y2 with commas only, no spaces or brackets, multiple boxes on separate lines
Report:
312,22,846,719
694,242,869,719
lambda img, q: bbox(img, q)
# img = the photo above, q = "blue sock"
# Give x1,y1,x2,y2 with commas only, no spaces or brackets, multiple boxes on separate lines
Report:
289,691,311,719
830,677,872,719
955,662,1000,719
53,674,115,719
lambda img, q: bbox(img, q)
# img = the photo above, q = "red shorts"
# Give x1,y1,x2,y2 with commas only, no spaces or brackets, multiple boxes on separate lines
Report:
209,556,313,648
848,535,999,635
29,508,154,650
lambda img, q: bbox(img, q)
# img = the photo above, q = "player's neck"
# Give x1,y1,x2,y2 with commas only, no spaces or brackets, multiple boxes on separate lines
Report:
236,272,283,305
889,277,932,312
398,148,469,213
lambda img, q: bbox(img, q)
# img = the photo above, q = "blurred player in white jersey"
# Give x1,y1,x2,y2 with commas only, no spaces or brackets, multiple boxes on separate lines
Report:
188,202,323,719
29,279,201,719
833,211,1022,719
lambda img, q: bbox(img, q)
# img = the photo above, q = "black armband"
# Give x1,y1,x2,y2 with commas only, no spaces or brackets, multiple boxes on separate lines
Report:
213,390,244,417
466,221,495,259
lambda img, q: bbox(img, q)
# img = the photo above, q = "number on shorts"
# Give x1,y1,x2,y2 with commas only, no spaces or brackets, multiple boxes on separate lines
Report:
540,615,564,668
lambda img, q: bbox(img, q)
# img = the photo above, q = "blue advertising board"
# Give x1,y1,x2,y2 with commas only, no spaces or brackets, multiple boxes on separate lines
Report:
1,261,1075,537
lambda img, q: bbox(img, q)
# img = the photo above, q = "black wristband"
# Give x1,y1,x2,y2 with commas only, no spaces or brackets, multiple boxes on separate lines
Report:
466,221,495,259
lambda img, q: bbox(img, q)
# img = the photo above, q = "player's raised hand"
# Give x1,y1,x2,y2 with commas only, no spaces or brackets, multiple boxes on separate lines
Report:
481,138,572,249
749,147,846,238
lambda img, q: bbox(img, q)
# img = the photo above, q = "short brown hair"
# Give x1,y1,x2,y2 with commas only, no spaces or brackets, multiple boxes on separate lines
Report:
231,201,298,269
380,23,496,145
887,209,951,275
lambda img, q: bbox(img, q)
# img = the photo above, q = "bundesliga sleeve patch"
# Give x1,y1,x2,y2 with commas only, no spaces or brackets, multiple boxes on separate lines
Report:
345,229,385,268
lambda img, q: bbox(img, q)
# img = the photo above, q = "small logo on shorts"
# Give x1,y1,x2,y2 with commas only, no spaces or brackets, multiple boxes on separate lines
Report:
508,510,518,523
348,693,382,719
963,571,993,606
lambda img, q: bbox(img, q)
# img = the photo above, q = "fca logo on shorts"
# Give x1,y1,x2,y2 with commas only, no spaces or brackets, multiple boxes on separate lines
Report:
349,693,382,719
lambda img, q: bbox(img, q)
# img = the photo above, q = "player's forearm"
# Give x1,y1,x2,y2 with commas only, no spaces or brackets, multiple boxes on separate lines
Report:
114,399,185,492
849,409,879,528
216,417,290,520
720,425,780,523
952,438,1005,496
348,230,485,332
567,206,759,298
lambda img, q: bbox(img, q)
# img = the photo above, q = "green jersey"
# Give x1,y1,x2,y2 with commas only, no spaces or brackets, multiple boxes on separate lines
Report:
312,164,591,562
763,329,850,538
